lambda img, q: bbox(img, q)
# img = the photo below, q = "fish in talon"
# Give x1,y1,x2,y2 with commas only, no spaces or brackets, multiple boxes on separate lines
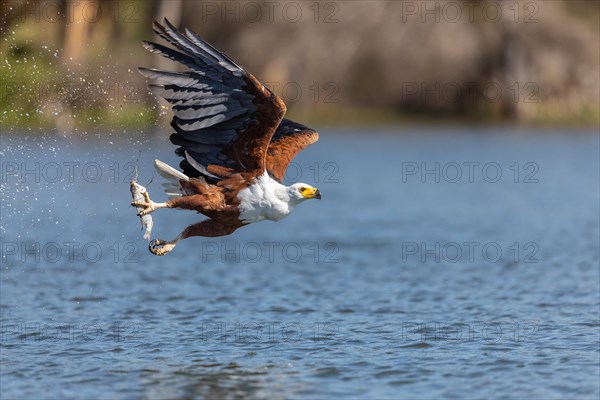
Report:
130,180,154,241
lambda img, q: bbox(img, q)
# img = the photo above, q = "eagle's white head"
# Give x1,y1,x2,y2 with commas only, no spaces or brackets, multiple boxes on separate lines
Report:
237,174,321,224
287,183,322,204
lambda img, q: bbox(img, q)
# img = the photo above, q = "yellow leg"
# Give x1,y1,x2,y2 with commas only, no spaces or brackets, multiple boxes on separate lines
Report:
149,239,178,256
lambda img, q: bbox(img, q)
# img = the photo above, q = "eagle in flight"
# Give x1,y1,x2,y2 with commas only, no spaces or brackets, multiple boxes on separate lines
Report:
133,19,321,256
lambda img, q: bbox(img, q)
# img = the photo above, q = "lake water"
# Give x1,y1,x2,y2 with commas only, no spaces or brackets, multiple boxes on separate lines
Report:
1,127,599,399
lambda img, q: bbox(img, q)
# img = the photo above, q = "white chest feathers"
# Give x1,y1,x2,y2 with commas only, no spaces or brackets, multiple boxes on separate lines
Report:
237,172,295,224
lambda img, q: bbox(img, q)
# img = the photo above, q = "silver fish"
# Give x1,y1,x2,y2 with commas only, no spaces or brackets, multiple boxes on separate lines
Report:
130,180,153,241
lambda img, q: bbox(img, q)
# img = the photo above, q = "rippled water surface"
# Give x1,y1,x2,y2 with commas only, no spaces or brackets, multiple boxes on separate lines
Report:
1,127,599,399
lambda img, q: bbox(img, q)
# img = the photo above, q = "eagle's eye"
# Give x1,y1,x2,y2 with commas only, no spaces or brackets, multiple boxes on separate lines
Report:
299,187,306,192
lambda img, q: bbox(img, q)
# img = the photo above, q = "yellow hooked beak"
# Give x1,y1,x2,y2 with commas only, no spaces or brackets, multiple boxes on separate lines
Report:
302,187,322,200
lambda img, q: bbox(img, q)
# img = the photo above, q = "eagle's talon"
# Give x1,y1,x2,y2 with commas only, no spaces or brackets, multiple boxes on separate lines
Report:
131,194,160,216
149,239,177,256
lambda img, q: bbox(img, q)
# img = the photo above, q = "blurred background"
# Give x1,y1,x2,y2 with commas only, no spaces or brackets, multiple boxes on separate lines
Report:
1,2,599,399
1,0,599,131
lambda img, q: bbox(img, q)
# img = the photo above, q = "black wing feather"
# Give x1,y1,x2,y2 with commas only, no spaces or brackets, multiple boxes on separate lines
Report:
140,19,273,182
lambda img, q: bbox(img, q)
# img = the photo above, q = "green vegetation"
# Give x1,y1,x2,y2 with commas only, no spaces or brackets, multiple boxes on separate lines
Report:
1,0,598,131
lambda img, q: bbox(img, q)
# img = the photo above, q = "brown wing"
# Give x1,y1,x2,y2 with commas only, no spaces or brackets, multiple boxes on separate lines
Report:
139,19,285,182
266,119,319,183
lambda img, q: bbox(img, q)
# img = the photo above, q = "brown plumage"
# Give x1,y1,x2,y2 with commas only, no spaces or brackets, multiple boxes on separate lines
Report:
132,19,321,256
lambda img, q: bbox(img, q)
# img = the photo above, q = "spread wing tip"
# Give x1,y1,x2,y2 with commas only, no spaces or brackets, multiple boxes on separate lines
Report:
140,19,288,182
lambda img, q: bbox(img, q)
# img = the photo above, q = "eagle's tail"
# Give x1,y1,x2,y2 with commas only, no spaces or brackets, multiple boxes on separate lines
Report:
154,159,189,199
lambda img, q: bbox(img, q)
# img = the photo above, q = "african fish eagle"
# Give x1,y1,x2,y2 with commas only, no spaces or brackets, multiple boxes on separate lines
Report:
132,19,321,256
